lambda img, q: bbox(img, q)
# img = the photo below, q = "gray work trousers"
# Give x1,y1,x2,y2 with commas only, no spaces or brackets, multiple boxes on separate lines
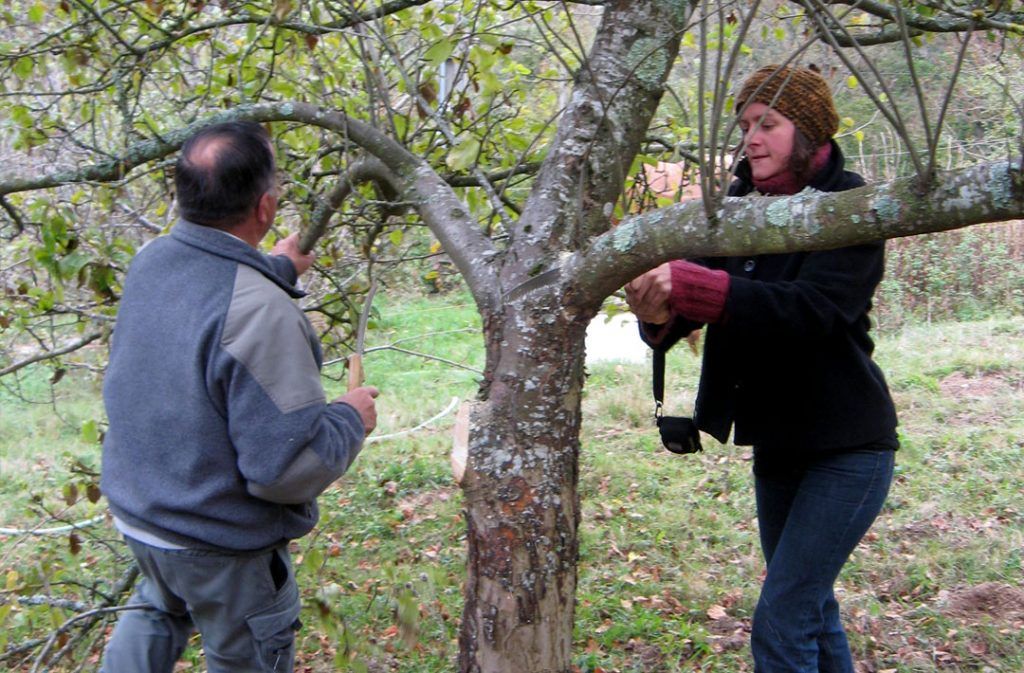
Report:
100,537,301,673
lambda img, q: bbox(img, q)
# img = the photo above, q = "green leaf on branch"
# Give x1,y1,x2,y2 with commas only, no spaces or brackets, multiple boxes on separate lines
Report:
28,2,45,22
478,71,502,95
302,547,324,574
446,138,480,171
423,38,456,67
10,104,34,128
58,251,90,281
13,57,33,80
81,420,100,445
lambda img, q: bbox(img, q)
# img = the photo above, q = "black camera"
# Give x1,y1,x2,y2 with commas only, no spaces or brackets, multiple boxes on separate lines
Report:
657,415,702,454
651,350,702,455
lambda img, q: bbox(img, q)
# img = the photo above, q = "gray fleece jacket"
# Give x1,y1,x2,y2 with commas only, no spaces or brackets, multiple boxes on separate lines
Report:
101,220,365,551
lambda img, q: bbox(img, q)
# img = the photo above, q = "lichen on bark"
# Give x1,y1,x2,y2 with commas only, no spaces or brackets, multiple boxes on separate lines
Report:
625,37,671,91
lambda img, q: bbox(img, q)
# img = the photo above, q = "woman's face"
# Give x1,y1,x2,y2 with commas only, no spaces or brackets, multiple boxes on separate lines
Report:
738,102,796,182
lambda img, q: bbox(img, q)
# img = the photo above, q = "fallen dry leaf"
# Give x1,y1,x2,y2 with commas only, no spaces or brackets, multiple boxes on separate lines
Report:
707,604,728,620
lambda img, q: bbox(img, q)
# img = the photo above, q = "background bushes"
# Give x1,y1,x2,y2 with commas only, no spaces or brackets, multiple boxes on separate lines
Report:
875,220,1024,330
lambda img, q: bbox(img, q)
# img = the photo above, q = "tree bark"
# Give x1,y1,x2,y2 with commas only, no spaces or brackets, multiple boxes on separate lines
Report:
456,5,696,670
459,290,592,673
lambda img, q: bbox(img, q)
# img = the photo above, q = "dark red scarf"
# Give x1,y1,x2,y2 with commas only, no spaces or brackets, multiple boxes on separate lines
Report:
752,143,832,196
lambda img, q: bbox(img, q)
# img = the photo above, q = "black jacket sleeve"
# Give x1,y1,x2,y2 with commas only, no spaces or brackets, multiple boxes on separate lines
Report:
722,242,886,340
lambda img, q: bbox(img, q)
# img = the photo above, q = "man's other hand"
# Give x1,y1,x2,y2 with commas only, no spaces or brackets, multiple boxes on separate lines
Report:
271,233,315,276
334,386,379,435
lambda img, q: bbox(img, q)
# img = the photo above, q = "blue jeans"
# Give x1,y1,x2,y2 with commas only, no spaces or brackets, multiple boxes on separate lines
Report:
751,447,895,673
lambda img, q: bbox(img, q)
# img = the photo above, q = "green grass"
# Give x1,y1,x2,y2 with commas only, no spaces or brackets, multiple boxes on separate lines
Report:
2,297,1023,672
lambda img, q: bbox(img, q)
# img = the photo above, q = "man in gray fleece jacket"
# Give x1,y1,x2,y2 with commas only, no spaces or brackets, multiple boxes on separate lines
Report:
100,121,378,673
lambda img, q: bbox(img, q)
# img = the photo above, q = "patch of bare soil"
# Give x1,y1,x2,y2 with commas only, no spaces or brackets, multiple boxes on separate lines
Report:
624,639,668,671
704,602,749,653
938,371,1012,400
939,582,1024,623
938,371,1018,425
889,508,1010,551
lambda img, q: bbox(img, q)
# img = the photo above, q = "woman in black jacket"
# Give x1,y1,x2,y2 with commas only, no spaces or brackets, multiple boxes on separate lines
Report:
626,65,898,673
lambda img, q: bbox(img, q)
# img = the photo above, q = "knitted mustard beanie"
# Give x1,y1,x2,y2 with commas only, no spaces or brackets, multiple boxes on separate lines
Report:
736,65,839,146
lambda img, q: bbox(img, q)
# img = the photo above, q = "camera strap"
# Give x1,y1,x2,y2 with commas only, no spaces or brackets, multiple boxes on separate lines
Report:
652,347,702,454
652,348,667,419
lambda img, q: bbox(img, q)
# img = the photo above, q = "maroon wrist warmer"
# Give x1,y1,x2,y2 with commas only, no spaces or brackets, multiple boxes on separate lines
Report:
669,260,730,324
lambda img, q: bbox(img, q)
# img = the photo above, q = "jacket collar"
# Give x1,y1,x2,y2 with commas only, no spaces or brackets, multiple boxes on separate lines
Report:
171,220,305,298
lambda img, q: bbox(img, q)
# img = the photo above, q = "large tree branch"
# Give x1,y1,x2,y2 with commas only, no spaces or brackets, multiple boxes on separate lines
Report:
0,102,499,308
2,0,436,62
810,0,1024,46
444,162,544,188
565,160,1024,309
300,156,400,254
512,1,693,289
4,0,613,66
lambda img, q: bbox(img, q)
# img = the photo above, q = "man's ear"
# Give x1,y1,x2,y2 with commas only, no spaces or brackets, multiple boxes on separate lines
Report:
256,191,277,228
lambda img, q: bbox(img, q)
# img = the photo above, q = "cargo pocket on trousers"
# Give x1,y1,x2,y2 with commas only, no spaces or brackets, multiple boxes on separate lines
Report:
245,578,301,673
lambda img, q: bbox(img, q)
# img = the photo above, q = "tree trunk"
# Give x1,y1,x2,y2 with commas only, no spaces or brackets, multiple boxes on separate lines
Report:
458,291,592,673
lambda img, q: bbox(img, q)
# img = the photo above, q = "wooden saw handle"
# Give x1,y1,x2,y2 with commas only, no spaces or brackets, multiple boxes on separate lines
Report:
347,353,364,392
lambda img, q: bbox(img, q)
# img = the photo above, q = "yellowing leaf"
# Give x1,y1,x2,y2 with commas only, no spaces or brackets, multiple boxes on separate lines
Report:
423,39,455,67
28,2,45,22
446,138,480,171
81,420,99,444
846,75,859,89
13,57,33,80
272,0,293,22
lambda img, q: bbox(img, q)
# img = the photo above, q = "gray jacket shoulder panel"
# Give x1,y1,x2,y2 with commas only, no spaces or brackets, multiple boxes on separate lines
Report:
222,265,324,413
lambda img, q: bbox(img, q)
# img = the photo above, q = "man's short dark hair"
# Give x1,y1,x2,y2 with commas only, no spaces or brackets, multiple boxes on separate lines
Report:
175,121,276,228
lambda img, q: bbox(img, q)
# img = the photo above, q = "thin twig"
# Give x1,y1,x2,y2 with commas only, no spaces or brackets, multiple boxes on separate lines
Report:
31,604,147,673
13,596,91,613
893,0,933,177
0,332,103,378
1,565,139,668
927,25,975,182
801,0,926,176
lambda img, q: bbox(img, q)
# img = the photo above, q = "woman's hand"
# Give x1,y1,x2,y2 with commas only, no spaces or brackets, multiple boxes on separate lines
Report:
625,263,673,324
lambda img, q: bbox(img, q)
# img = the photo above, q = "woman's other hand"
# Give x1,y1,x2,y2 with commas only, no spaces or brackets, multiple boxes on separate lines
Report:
625,263,673,324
